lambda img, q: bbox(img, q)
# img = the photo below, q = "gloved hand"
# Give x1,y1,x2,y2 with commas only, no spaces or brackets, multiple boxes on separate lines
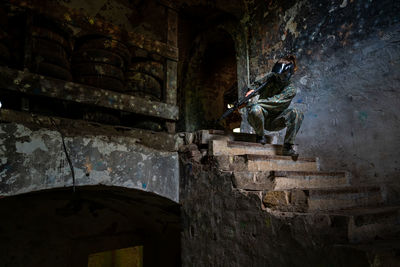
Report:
238,90,255,109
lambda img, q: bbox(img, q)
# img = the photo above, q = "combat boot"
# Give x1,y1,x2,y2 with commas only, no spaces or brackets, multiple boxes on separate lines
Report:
282,143,298,158
256,135,267,145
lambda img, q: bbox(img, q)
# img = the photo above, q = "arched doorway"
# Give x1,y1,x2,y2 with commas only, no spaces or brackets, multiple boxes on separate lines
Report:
200,30,240,131
0,186,180,267
179,11,240,132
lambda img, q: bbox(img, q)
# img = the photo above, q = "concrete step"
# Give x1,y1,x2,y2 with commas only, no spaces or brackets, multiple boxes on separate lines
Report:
331,206,400,243
195,129,229,146
246,155,319,172
269,206,400,244
263,186,384,212
216,154,319,172
195,130,277,145
209,139,282,156
272,171,351,190
230,171,275,191
231,171,351,191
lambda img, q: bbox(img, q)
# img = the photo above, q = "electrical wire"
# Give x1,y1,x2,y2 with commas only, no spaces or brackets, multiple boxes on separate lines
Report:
50,118,76,193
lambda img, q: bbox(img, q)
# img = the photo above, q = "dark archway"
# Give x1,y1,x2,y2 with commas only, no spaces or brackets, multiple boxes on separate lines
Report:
0,186,180,267
178,7,241,132
202,30,240,130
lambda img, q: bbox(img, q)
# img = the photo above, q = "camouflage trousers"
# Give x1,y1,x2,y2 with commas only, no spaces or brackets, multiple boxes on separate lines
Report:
247,104,304,145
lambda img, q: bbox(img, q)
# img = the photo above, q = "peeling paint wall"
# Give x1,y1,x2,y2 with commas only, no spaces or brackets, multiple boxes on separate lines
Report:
241,0,400,184
0,122,179,202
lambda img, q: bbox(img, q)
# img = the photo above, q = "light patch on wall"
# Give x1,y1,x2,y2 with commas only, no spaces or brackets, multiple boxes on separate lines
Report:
300,76,309,86
15,137,48,154
88,246,143,267
84,137,129,156
282,0,306,39
284,18,298,38
14,124,32,138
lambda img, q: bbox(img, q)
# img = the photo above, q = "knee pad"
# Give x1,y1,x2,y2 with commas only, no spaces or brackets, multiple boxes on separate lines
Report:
249,105,263,116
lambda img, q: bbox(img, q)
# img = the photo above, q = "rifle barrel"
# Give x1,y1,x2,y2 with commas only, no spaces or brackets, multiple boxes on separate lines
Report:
216,79,269,123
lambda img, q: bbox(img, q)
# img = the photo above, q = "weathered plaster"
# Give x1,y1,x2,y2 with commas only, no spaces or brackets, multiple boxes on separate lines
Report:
282,0,305,40
0,123,180,202
241,0,400,184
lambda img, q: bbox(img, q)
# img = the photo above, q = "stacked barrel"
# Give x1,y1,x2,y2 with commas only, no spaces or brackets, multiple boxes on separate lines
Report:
126,47,164,101
30,17,72,81
72,35,130,92
0,11,170,103
0,11,170,130
2,13,168,102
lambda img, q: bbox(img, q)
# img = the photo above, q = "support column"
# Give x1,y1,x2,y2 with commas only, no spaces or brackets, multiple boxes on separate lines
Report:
165,5,178,133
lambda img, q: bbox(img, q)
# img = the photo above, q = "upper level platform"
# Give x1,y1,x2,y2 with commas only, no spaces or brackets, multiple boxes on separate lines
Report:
0,110,180,202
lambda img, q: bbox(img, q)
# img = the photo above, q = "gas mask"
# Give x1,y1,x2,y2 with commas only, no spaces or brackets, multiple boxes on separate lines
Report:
271,61,295,82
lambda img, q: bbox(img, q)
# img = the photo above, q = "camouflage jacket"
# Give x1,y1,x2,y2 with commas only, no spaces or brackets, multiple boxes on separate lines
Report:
248,72,296,113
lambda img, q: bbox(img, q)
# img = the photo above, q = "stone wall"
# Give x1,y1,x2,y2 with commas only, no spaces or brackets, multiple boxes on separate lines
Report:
179,148,387,266
240,0,400,184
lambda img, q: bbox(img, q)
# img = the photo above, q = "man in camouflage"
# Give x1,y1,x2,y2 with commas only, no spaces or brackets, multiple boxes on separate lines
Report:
245,56,303,156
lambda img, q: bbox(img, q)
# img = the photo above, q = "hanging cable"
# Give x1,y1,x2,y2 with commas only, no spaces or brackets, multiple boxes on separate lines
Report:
50,118,76,193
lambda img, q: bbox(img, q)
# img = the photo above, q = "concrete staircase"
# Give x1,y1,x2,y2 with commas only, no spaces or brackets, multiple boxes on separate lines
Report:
199,130,400,247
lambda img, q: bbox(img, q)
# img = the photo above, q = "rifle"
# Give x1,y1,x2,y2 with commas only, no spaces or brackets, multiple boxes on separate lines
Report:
216,79,270,123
